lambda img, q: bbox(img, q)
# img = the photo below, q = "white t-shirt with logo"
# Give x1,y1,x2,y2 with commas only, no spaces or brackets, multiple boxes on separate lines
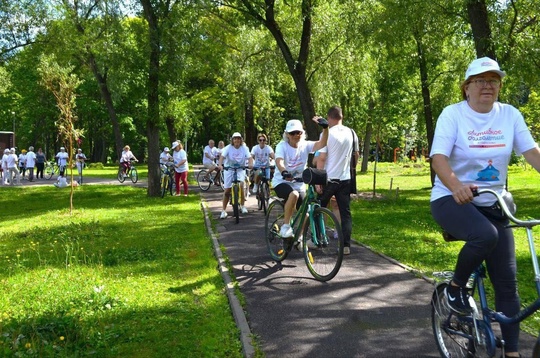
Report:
221,144,251,182
251,145,274,167
272,140,316,192
430,101,537,206
173,149,188,173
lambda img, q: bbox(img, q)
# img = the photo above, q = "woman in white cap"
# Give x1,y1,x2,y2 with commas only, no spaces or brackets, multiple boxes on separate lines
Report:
159,146,172,165
171,141,189,196
55,147,69,177
271,117,328,238
430,57,540,358
218,132,253,219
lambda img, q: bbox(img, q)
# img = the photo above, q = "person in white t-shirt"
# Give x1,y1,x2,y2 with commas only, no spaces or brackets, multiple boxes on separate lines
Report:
203,140,221,186
430,57,540,357
25,146,37,182
250,133,275,194
56,147,69,177
1,148,10,185
315,106,359,255
119,145,138,177
7,148,20,185
272,118,328,238
217,133,253,219
171,141,189,196
18,150,27,180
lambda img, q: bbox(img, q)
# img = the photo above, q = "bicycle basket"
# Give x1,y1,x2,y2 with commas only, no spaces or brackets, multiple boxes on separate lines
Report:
302,168,327,185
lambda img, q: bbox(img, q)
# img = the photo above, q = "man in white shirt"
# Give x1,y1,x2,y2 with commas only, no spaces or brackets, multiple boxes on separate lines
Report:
26,146,37,182
56,147,69,177
316,106,359,255
203,139,221,185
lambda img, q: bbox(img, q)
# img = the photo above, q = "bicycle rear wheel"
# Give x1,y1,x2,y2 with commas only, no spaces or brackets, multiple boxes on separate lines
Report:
197,169,211,191
302,207,344,282
265,199,291,261
431,283,495,358
117,168,125,183
130,167,138,183
232,184,240,224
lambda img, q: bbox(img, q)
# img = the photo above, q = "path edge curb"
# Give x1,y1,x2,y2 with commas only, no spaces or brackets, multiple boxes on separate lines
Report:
200,200,255,358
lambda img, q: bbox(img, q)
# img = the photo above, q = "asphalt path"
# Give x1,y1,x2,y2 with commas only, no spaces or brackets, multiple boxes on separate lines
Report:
199,185,537,358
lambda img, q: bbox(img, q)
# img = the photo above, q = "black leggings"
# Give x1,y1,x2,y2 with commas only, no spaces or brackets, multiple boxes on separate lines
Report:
431,195,519,352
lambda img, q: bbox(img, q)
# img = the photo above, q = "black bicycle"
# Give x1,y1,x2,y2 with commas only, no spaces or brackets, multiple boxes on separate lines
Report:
160,162,176,197
197,168,224,191
253,166,273,215
431,188,540,357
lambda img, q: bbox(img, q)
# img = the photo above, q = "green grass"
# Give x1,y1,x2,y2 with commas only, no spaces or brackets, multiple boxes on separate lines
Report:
0,185,242,357
352,161,540,333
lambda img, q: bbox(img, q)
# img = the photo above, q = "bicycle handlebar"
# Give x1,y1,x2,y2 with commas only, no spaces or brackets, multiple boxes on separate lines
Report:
474,188,540,227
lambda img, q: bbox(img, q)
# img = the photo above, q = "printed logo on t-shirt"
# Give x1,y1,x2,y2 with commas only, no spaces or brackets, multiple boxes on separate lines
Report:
468,128,505,149
476,160,500,181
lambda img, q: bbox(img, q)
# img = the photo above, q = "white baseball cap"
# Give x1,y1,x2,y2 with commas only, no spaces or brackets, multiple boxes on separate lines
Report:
164,147,170,152
285,119,304,133
465,57,506,80
171,141,179,150
231,132,243,139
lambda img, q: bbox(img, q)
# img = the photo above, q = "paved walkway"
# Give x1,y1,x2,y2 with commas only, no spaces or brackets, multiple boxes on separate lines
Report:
199,186,537,357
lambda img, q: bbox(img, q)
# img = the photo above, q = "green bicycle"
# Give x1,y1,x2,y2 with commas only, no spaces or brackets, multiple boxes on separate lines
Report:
264,168,344,282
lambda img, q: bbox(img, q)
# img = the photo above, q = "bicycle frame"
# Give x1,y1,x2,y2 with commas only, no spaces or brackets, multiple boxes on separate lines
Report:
289,184,327,245
433,188,540,357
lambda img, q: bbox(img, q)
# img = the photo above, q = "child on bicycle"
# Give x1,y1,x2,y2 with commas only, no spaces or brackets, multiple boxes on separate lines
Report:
250,133,275,194
218,132,253,219
272,118,328,238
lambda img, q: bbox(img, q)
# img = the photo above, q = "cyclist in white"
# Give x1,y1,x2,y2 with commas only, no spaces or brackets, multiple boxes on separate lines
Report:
203,139,221,186
251,133,274,194
218,132,253,219
272,118,328,238
55,147,69,177
120,145,138,177
160,147,172,165
75,148,87,177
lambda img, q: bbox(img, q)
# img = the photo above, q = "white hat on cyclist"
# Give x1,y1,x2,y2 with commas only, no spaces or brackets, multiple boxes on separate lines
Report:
285,119,304,133
164,147,170,152
231,132,243,140
171,141,179,150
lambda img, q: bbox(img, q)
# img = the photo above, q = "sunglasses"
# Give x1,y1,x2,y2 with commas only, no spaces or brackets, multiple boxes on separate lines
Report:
288,131,302,136
258,139,266,142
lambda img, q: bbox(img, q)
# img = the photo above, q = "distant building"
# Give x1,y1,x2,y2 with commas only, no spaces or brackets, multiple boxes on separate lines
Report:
0,131,15,151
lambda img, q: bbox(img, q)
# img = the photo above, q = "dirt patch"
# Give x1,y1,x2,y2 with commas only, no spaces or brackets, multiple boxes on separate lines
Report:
353,191,385,200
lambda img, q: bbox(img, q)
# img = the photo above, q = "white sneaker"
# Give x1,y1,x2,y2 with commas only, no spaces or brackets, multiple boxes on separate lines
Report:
241,206,248,214
220,210,228,219
279,224,293,238
252,184,258,194
343,247,351,255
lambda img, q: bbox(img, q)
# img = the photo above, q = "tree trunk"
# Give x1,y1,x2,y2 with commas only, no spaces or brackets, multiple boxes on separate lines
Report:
361,99,375,173
245,93,256,148
141,0,162,197
165,115,176,145
414,34,436,185
466,0,496,59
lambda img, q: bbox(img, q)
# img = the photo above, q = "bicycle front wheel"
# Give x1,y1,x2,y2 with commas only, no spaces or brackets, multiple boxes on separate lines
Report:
197,169,211,191
130,167,138,183
431,283,495,358
261,181,270,215
161,175,169,198
302,207,344,282
232,184,240,224
265,199,291,261
45,164,54,180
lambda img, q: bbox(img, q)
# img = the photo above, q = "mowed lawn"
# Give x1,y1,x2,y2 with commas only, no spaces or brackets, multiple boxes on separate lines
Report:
0,180,243,357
